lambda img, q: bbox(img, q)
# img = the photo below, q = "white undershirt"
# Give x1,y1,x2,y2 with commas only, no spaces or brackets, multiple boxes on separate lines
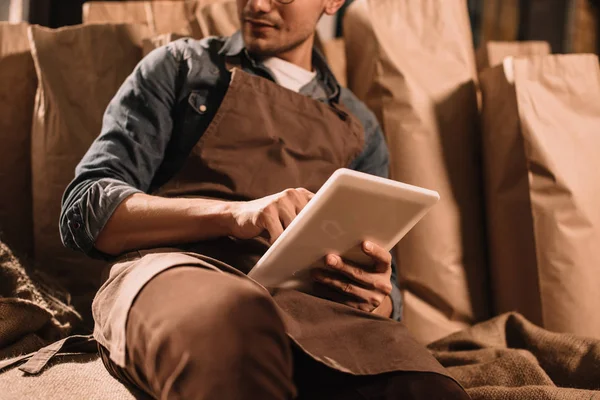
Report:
262,57,317,93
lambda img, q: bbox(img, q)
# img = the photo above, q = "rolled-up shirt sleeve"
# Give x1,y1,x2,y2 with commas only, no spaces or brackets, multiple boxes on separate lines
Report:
60,45,180,259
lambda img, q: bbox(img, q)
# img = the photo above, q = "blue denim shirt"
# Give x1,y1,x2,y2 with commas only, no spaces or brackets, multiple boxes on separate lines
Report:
60,32,403,320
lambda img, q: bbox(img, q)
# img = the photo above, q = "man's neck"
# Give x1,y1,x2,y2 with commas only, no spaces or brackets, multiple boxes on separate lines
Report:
273,35,315,72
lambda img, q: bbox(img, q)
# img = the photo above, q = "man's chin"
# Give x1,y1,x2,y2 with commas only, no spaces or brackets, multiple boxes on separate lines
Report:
243,37,280,58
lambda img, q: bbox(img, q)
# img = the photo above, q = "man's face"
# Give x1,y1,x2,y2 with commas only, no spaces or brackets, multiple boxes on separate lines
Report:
237,0,327,57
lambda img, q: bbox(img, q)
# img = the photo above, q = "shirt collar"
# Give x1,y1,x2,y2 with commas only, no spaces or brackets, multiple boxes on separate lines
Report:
219,31,341,102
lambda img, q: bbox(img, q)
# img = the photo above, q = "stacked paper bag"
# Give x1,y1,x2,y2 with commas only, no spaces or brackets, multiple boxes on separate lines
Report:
0,23,37,258
28,23,149,319
480,55,600,338
476,41,551,72
345,0,490,344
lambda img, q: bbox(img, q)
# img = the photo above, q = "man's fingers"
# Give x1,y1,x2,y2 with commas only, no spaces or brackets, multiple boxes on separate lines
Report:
277,202,297,229
295,187,315,201
325,254,392,295
362,241,392,272
311,269,386,310
260,207,284,244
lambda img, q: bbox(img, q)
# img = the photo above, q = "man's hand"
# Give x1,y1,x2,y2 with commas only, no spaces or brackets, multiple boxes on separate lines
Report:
311,241,393,317
227,188,314,244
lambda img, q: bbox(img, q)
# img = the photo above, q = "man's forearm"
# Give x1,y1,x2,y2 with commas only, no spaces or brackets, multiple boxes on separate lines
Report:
95,193,234,256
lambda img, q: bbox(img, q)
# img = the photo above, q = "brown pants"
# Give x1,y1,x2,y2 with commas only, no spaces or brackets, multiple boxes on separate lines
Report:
99,267,468,400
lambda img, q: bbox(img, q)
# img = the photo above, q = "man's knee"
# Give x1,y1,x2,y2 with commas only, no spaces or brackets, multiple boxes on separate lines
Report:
127,267,294,399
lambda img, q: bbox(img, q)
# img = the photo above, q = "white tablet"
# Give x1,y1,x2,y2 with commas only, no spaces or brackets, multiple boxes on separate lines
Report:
248,168,439,289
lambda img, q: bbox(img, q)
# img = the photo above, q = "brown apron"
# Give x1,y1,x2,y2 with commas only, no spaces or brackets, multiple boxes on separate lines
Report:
62,66,454,383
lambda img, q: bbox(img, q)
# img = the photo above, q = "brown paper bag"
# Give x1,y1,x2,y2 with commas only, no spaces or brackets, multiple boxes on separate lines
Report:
28,23,149,319
142,32,186,56
322,38,346,87
345,0,489,343
0,23,37,258
83,1,205,38
195,0,239,37
476,41,551,72
480,0,520,43
566,0,598,54
480,54,600,338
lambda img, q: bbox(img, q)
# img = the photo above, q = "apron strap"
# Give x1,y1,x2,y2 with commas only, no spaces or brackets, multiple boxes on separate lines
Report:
0,334,97,375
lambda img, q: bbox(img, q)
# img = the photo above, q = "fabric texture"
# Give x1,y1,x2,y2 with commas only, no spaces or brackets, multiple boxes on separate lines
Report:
0,240,81,361
429,313,600,399
0,22,37,258
0,353,146,400
480,55,600,338
28,23,150,321
345,0,490,344
97,266,467,400
262,56,317,93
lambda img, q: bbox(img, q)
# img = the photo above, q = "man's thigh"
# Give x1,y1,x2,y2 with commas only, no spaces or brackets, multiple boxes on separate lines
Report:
109,265,295,399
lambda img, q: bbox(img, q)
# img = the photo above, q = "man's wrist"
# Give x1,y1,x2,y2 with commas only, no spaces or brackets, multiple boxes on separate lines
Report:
189,198,235,238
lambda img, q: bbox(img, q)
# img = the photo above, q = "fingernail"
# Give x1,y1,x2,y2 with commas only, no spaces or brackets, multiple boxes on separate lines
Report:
327,255,338,266
364,242,373,251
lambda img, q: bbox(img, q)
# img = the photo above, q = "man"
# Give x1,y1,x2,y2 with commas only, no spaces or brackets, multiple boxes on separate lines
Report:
60,0,469,398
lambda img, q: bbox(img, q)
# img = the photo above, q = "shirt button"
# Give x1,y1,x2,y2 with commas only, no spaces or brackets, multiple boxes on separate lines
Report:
198,104,207,113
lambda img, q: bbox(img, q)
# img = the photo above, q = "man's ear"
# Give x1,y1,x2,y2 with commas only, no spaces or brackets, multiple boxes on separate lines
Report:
324,0,345,16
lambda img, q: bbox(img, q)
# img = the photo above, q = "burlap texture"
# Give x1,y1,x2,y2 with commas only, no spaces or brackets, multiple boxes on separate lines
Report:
430,313,600,399
28,23,149,321
0,240,81,360
0,23,37,258
480,55,600,338
345,0,489,344
0,354,146,400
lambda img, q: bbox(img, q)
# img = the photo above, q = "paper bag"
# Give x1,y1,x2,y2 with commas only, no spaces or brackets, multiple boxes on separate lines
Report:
195,0,239,37
476,41,551,72
142,32,186,56
345,0,489,343
480,54,600,338
479,0,519,43
83,1,206,38
0,23,37,258
28,23,149,319
322,38,346,87
566,0,597,54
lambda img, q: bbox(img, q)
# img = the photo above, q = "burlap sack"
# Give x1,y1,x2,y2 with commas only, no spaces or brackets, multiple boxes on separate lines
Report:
0,23,37,258
476,41,551,72
28,24,149,321
345,0,489,344
480,54,600,338
82,0,208,38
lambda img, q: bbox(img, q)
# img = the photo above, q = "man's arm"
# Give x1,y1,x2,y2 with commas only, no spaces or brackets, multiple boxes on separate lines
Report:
60,43,200,257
